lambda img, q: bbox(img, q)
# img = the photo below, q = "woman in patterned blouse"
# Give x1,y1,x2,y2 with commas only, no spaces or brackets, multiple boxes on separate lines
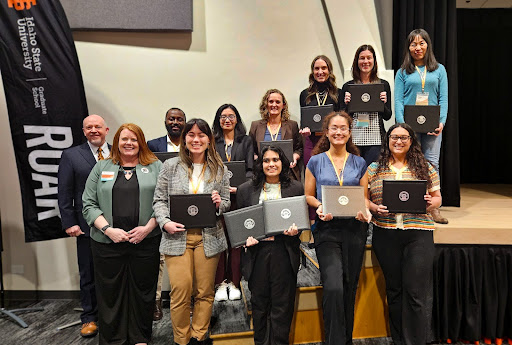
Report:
366,123,442,345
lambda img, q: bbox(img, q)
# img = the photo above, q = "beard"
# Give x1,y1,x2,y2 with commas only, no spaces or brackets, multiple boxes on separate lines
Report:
166,123,183,138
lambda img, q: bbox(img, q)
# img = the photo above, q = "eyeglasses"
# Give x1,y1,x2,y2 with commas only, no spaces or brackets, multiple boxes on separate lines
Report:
328,126,350,133
220,115,236,121
389,135,411,142
409,41,426,48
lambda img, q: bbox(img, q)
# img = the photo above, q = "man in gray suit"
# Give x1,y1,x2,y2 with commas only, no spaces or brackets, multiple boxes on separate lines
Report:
147,107,186,321
58,114,109,338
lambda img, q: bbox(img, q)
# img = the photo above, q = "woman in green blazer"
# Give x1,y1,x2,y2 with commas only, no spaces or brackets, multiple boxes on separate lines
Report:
82,123,162,345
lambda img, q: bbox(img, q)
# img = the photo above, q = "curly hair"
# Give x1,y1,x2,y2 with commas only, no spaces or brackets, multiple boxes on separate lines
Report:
304,55,339,105
252,145,291,190
351,45,380,83
311,112,360,156
376,123,432,187
212,104,247,143
259,89,291,121
179,118,225,183
400,28,439,74
110,123,158,166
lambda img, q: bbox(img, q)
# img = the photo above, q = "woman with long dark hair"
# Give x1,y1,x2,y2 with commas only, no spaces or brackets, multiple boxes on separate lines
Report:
299,55,343,166
341,44,392,167
153,118,230,345
249,89,303,181
82,123,162,345
237,145,303,345
304,112,370,345
211,103,253,302
367,123,442,345
395,28,448,224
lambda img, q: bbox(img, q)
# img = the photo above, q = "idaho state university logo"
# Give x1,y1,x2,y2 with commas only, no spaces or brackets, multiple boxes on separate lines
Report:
7,0,37,10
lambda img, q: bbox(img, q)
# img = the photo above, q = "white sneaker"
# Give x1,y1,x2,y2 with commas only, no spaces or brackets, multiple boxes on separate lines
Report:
215,281,228,302
227,282,241,300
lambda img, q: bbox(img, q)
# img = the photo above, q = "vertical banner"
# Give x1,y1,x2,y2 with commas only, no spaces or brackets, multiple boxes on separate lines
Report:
0,0,88,242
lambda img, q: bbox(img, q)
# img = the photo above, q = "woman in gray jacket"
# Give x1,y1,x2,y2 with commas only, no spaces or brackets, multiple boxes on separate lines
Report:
153,118,230,345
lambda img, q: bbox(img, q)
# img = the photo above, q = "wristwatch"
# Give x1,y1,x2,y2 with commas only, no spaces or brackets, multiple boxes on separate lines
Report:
100,224,110,234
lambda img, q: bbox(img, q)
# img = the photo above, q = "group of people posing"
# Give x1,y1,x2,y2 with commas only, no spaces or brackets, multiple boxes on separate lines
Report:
58,28,447,345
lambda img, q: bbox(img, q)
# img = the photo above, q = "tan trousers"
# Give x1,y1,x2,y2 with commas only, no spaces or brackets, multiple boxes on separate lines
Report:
165,229,220,345
155,253,165,300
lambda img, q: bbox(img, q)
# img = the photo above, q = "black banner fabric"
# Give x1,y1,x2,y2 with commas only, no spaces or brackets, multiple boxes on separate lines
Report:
0,0,88,242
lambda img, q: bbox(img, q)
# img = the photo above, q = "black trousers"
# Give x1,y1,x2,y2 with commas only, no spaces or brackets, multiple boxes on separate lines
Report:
372,226,435,345
76,235,98,323
314,218,367,345
91,234,161,345
249,241,298,345
357,145,381,168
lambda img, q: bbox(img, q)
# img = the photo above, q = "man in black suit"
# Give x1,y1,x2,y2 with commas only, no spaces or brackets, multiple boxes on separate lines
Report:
58,114,109,338
147,107,186,153
147,107,186,321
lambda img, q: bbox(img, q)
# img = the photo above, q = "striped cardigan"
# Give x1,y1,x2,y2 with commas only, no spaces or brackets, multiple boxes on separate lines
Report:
367,162,440,231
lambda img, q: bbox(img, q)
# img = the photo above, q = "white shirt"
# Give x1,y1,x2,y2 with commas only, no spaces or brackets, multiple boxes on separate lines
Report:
166,136,180,152
189,163,205,194
87,141,110,162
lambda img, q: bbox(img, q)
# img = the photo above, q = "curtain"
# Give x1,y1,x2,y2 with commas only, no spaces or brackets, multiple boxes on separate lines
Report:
457,9,512,183
434,245,512,342
392,0,460,206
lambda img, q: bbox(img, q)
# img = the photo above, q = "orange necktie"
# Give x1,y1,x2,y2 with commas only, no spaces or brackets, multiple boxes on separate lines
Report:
97,148,104,161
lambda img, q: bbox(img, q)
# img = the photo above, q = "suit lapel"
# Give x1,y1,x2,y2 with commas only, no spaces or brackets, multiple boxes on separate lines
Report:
79,142,96,168
251,186,261,205
230,140,239,161
216,139,228,162
280,121,289,140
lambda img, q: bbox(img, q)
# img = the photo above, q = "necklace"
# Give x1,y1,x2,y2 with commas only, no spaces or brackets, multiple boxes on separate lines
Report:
122,166,136,175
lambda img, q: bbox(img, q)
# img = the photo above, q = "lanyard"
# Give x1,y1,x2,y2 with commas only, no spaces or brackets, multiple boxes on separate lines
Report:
326,151,349,186
224,143,232,162
267,123,281,141
316,92,327,106
415,66,427,92
263,183,281,200
189,164,207,194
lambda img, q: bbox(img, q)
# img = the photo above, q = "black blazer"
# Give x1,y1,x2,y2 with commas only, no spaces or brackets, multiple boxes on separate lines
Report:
57,142,110,237
236,179,304,280
215,135,254,178
147,135,168,152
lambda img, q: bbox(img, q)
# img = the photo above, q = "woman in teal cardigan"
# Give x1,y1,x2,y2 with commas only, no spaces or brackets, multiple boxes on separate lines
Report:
394,28,448,224
82,123,162,345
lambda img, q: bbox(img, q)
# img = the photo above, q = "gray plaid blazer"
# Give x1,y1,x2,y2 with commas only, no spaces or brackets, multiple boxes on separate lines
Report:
153,157,230,257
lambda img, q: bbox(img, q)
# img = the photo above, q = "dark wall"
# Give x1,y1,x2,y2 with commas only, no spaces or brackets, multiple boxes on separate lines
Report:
458,9,512,183
60,0,193,31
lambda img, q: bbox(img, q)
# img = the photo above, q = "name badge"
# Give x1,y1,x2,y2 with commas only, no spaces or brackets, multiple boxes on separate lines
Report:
415,92,429,105
101,171,115,181
355,113,369,128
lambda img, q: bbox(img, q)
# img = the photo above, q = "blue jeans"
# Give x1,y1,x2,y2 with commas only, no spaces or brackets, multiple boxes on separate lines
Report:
416,132,442,173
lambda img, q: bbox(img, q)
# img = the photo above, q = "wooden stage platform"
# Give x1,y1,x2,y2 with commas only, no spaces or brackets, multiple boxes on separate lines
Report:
434,184,512,245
